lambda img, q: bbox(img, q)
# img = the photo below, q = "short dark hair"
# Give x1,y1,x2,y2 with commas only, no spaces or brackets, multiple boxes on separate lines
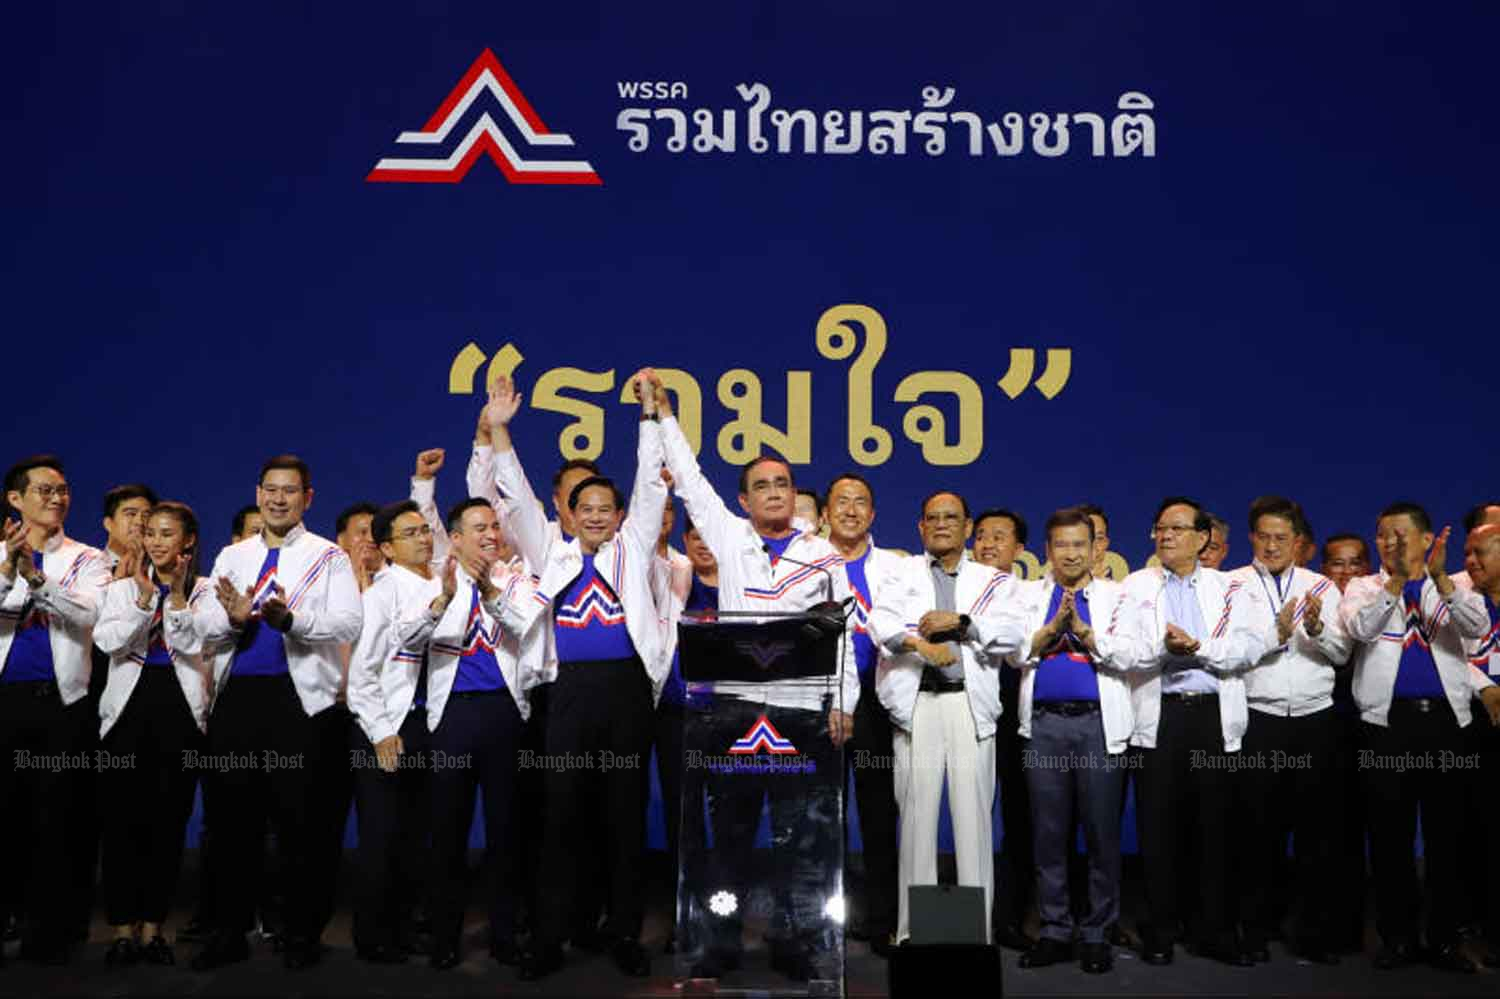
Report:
973,508,1026,546
825,472,875,508
1296,509,1314,542
446,497,493,533
1321,533,1370,563
1206,513,1231,535
259,454,310,490
551,459,601,494
103,483,159,519
1153,496,1210,533
335,502,379,537
1377,501,1431,534
1076,503,1109,534
738,454,794,495
567,476,626,512
1246,495,1301,536
372,501,421,544
796,488,823,517
921,491,971,522
4,455,65,498
682,512,698,536
1463,502,1500,534
231,504,260,540
1044,506,1094,543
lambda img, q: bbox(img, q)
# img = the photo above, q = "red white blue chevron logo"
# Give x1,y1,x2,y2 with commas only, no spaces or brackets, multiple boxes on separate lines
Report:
728,715,798,755
367,49,601,185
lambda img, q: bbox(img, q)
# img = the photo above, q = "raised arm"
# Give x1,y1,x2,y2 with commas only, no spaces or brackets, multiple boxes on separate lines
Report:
619,370,670,558
411,448,453,570
484,376,553,573
654,380,742,566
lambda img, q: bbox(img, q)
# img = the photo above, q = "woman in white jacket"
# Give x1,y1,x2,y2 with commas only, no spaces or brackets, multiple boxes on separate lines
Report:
93,502,212,967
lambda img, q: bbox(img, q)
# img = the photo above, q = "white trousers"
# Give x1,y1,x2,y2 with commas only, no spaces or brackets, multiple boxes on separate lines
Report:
892,690,996,942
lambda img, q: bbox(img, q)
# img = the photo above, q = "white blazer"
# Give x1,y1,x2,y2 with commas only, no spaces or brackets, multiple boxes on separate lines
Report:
1339,572,1495,727
397,565,546,730
1228,563,1352,718
94,577,214,737
867,552,1025,740
1115,565,1270,752
348,563,440,745
492,422,672,700
1467,592,1500,680
0,534,111,705
195,524,363,717
1009,576,1136,754
658,416,860,713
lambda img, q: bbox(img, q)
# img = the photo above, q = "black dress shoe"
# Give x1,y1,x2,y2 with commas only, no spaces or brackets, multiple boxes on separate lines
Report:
1293,939,1338,965
995,922,1032,951
1019,937,1073,969
1430,942,1478,973
1201,939,1254,967
612,938,651,977
1372,941,1416,970
518,943,564,981
282,938,323,970
141,936,176,966
1246,943,1272,963
105,937,140,967
1106,923,1132,948
490,938,520,966
429,945,461,970
1079,941,1112,974
769,945,814,981
191,932,249,972
1140,935,1174,966
178,915,210,942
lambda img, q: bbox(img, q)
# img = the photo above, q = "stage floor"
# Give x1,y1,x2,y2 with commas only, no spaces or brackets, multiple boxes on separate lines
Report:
3,851,1496,997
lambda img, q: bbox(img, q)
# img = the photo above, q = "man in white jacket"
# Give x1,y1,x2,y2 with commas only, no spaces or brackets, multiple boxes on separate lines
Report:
652,374,857,981
486,371,669,981
1008,507,1134,974
868,490,1026,947
191,454,363,971
1118,496,1270,968
0,454,111,965
1229,496,1352,965
824,472,905,957
1339,502,1500,972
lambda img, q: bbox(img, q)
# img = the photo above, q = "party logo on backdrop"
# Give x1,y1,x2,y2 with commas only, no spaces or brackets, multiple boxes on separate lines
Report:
367,48,602,186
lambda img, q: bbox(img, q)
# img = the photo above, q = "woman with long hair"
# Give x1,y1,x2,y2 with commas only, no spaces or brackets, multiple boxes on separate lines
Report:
93,501,213,966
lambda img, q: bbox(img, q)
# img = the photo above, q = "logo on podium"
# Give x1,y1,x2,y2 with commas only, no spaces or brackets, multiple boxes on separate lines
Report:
728,715,798,755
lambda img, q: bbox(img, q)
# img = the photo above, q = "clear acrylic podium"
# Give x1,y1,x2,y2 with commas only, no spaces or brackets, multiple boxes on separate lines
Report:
674,610,848,997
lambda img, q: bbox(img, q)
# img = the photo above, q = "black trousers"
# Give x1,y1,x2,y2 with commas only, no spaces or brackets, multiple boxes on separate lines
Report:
846,676,898,941
993,679,1033,930
99,667,202,926
1476,714,1500,944
515,680,550,931
1362,700,1467,948
1239,706,1340,950
307,702,356,939
0,680,91,951
655,699,686,886
352,710,431,950
1328,708,1367,949
207,674,319,942
1136,694,1238,947
697,699,840,960
536,659,655,948
429,689,524,950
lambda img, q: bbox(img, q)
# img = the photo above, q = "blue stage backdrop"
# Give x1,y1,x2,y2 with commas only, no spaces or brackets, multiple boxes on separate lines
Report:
6,3,1496,853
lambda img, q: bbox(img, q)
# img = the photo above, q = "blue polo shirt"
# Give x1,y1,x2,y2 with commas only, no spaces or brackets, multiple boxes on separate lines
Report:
231,549,291,677
1,552,55,684
1392,580,1444,699
454,585,506,692
554,555,635,663
1033,586,1100,702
